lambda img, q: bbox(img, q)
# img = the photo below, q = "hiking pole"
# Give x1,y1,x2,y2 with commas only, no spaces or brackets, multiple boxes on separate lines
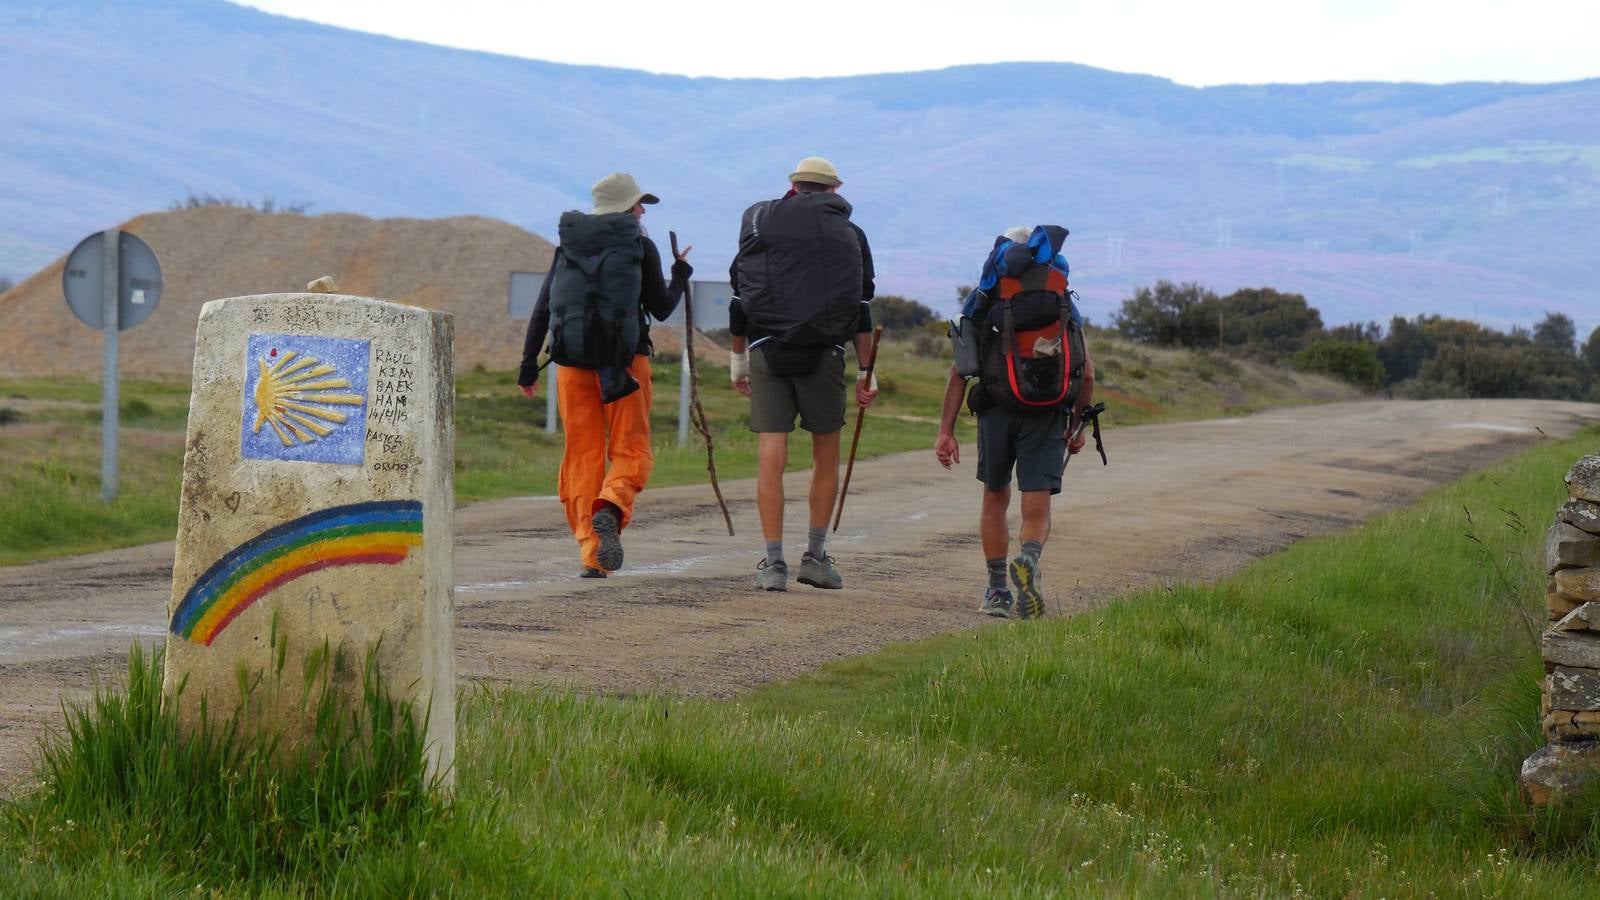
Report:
832,324,885,533
670,231,734,536
1064,401,1108,467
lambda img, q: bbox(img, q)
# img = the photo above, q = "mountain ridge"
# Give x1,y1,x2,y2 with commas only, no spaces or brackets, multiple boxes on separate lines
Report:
2,0,1596,335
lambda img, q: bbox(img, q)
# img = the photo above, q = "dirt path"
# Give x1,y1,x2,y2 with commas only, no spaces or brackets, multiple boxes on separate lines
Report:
2,399,1597,783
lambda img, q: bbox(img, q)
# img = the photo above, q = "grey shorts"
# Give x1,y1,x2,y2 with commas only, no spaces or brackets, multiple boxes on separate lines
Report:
976,406,1067,494
748,344,847,434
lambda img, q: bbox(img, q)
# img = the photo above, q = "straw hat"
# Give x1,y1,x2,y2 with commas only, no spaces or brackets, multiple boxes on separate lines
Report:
788,156,842,187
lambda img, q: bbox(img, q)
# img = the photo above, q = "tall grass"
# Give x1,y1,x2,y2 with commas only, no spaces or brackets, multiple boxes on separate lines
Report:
4,632,453,892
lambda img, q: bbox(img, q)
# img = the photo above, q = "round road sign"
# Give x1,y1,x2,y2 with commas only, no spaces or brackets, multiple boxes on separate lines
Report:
62,231,164,331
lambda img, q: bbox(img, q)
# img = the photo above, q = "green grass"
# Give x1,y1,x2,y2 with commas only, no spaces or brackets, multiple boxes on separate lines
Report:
4,427,1597,895
3,631,457,894
0,340,1357,564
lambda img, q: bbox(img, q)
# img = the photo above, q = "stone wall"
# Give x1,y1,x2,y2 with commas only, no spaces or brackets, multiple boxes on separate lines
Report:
1521,455,1600,806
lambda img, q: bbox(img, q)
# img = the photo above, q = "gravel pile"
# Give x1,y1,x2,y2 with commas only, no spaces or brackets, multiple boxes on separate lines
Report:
0,207,557,376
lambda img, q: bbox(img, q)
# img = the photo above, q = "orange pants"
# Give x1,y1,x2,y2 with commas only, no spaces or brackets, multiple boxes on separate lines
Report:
556,356,655,570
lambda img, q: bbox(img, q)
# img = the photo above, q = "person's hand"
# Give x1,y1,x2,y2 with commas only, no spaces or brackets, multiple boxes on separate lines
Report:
519,381,537,399
855,371,878,409
730,350,750,396
734,376,751,397
935,432,960,469
1067,428,1087,455
674,243,693,263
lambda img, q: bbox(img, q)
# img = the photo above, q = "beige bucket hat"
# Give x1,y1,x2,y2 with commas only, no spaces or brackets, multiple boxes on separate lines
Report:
591,172,660,215
789,156,842,187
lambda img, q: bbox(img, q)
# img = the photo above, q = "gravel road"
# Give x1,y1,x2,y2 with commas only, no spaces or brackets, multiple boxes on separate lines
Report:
1,398,1596,785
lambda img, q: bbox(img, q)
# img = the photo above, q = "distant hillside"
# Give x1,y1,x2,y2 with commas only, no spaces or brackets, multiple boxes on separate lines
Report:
0,207,555,376
2,0,1597,337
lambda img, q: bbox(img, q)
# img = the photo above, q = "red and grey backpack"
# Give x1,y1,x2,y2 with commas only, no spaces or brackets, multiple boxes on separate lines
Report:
964,228,1086,415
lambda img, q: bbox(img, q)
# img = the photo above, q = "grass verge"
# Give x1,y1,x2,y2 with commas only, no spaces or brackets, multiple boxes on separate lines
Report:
3,428,1596,894
1,341,1356,565
2,633,458,894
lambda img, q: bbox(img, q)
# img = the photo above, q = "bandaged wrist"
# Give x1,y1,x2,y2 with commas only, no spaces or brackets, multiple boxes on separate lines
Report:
856,369,878,390
730,350,749,382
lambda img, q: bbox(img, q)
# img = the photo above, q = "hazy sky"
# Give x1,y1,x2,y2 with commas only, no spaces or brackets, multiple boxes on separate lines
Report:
233,0,1599,84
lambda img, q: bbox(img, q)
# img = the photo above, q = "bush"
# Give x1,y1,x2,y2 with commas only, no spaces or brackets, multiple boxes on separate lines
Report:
873,295,940,333
1292,341,1385,390
170,192,311,214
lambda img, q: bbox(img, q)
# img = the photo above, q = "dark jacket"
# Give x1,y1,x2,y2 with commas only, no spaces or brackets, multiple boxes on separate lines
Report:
518,235,690,386
727,220,875,347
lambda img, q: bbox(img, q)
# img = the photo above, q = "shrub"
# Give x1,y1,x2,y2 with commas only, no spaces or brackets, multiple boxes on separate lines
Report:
1292,340,1385,390
170,192,311,214
873,295,940,332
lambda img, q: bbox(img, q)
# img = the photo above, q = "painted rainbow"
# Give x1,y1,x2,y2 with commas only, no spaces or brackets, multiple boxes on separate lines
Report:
171,500,424,646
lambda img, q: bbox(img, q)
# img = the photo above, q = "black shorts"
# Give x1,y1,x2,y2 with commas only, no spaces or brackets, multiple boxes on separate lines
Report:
975,406,1067,494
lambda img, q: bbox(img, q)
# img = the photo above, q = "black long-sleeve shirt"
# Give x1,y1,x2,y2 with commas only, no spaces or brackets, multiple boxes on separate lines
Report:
728,221,875,347
517,237,690,386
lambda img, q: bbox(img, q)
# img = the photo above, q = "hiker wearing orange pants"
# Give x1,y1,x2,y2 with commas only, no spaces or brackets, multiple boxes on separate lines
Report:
555,356,655,572
517,172,691,577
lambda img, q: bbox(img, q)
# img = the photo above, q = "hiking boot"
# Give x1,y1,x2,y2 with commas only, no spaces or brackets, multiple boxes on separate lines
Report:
755,559,789,592
579,566,606,579
591,506,623,572
1009,554,1044,620
797,553,843,590
979,586,1013,618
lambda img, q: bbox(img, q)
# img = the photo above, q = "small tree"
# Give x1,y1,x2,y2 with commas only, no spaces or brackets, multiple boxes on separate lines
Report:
1215,287,1324,357
1328,321,1382,344
873,295,939,332
1114,281,1218,347
1533,312,1578,354
0,274,14,294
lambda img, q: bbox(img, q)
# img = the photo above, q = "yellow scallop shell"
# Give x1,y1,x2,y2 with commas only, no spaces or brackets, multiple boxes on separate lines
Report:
251,350,364,446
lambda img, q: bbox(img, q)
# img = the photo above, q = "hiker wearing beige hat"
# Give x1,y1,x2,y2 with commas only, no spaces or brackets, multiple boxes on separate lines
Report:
728,156,878,592
517,172,692,578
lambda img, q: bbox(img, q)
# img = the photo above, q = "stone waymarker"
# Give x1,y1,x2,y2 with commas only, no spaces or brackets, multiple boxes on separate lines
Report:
163,292,455,785
1522,454,1600,806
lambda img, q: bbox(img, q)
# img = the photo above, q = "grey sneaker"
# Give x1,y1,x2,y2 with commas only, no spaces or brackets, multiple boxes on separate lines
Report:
797,553,843,590
979,586,1013,618
1009,554,1044,619
755,559,789,592
592,506,623,571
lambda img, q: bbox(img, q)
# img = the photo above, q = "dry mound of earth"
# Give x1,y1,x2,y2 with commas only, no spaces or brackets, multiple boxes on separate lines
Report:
0,207,728,376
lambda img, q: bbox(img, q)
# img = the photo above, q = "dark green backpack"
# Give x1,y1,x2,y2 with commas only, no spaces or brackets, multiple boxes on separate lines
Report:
548,211,643,369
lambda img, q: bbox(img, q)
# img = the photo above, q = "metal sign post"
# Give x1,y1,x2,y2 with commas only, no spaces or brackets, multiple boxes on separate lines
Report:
62,229,163,502
100,231,120,500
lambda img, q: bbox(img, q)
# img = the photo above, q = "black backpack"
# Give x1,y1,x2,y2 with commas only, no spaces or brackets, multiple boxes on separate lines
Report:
734,192,864,345
967,257,1086,416
548,211,643,369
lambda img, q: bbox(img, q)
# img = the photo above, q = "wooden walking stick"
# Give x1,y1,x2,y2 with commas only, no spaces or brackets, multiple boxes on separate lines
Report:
832,324,884,533
670,231,734,535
